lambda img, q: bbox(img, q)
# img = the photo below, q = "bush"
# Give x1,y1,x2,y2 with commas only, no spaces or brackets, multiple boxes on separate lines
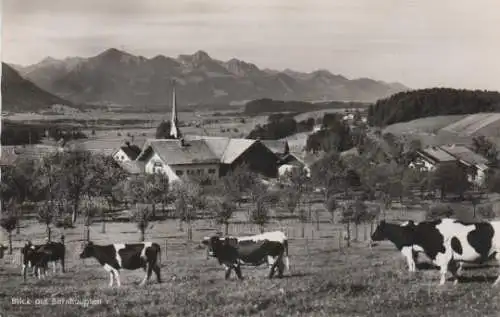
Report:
426,203,455,221
477,204,496,220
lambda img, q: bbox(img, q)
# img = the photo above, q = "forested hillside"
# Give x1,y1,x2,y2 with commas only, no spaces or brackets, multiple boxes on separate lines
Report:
368,88,500,126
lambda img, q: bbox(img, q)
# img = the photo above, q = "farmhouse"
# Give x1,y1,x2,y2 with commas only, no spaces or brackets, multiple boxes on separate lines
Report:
136,136,279,182
409,146,458,171
112,142,142,163
440,144,490,184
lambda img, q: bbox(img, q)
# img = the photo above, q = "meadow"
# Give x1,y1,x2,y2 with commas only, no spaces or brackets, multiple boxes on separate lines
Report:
1,204,500,317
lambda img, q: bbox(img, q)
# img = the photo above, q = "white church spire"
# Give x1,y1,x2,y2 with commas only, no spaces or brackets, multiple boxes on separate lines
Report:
169,80,181,139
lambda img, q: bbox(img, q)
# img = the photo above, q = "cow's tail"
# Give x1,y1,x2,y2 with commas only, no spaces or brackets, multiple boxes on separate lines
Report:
283,239,290,272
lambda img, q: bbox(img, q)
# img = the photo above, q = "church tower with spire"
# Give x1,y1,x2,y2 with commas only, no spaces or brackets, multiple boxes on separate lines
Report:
169,80,181,139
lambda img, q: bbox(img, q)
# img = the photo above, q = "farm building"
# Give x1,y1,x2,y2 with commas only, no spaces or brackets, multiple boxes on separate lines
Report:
409,144,491,185
135,136,279,182
409,146,458,171
112,142,142,163
440,144,490,184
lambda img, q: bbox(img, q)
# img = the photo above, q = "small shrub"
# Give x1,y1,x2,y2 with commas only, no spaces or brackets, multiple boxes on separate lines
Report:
426,203,455,220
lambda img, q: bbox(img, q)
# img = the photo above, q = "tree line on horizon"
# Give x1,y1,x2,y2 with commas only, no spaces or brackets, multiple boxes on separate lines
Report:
368,88,500,127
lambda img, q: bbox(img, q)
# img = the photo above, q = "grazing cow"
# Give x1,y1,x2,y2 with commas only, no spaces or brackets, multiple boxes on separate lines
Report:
79,241,162,287
21,241,66,280
373,218,500,286
371,220,424,272
201,231,290,280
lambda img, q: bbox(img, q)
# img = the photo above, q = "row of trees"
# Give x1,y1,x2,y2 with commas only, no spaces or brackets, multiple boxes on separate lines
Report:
247,114,315,140
368,88,500,126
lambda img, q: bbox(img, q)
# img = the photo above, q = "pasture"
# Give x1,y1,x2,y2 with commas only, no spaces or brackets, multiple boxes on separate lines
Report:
1,205,500,317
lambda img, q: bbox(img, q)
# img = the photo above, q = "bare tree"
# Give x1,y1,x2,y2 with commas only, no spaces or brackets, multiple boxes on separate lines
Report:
251,193,271,233
0,200,19,254
37,200,56,241
214,196,236,235
131,204,153,242
172,180,204,240
325,196,337,224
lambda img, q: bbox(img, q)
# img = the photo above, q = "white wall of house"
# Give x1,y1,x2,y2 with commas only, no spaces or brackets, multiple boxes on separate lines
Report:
409,156,436,171
144,152,220,183
113,149,132,163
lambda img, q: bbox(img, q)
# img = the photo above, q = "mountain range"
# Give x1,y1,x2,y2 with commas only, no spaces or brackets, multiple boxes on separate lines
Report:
9,48,408,110
2,63,75,112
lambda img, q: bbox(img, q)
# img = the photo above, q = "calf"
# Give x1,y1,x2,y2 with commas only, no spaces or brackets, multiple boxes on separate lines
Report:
21,241,66,279
79,241,162,287
371,220,424,272
202,231,290,280
22,247,51,280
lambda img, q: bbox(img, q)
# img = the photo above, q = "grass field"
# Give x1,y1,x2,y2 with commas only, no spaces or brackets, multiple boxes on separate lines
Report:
1,204,500,317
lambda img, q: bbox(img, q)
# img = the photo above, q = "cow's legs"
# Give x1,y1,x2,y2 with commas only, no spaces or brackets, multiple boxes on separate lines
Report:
153,264,162,283
108,272,114,287
277,258,285,278
114,270,121,287
140,263,150,286
224,264,233,280
401,246,416,272
493,253,500,286
434,252,452,286
234,264,244,280
268,255,282,279
448,261,462,285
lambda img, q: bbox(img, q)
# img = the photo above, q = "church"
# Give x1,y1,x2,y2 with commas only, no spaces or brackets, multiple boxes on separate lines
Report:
135,83,280,183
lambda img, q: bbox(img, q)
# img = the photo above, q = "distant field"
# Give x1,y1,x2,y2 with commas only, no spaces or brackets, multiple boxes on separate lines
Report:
382,114,500,147
6,110,269,141
2,204,500,317
383,115,467,135
293,109,350,122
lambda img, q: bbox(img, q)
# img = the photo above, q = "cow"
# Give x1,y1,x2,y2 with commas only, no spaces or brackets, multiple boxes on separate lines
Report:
79,241,162,287
370,220,424,272
373,218,500,286
201,231,290,280
21,240,66,280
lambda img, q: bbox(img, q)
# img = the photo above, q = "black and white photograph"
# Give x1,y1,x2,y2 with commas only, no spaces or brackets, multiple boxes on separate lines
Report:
1,0,500,316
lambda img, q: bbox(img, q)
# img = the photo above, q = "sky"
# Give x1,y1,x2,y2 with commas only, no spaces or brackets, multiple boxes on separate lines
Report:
2,0,500,90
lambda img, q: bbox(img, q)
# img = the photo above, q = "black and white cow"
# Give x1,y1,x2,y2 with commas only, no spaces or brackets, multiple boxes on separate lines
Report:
373,218,500,286
201,231,290,280
79,241,162,287
371,220,424,272
21,241,66,280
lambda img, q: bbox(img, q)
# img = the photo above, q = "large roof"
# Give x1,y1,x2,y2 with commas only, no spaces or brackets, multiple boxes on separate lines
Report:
139,139,220,165
440,145,489,167
261,140,289,155
183,135,256,164
117,144,142,160
419,146,457,162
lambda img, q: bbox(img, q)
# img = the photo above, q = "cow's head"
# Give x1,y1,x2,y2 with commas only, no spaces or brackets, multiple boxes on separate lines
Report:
371,220,389,242
201,236,222,257
79,241,95,259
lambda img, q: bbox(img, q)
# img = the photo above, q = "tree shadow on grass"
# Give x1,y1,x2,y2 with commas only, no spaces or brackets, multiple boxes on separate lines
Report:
455,275,498,284
280,272,309,279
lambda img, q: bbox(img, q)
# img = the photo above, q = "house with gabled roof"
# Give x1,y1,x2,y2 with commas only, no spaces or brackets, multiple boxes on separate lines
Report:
112,142,142,163
440,144,490,184
134,83,279,183
136,138,220,183
409,146,458,171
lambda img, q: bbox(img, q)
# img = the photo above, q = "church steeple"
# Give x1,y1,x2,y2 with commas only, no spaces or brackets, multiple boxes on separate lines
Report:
169,80,181,139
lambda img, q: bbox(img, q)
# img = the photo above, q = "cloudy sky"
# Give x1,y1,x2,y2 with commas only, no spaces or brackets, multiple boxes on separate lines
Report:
2,0,500,90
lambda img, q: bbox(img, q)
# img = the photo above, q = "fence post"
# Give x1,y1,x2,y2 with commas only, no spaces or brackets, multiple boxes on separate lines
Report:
363,223,367,241
165,239,168,260
338,228,342,250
